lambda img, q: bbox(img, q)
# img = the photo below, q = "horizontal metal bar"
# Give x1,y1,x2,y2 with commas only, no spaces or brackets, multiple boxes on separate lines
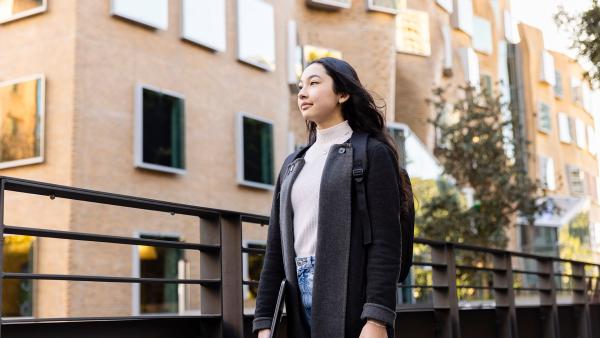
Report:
455,285,495,290
240,214,269,225
4,225,220,252
241,247,265,255
455,264,500,272
553,272,585,278
243,280,259,287
512,269,550,276
412,261,447,268
513,287,552,292
397,284,447,289
3,273,221,286
1,314,222,324
0,177,265,221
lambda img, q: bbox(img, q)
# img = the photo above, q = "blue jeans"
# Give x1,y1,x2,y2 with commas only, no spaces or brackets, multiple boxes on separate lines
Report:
295,255,315,328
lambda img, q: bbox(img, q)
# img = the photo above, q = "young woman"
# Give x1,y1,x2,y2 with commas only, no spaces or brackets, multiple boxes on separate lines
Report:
252,57,414,338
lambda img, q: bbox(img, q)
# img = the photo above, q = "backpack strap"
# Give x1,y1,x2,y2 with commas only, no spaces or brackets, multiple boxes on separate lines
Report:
349,132,373,246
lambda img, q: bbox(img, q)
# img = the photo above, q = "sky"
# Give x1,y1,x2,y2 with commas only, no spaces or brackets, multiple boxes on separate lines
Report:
510,0,593,56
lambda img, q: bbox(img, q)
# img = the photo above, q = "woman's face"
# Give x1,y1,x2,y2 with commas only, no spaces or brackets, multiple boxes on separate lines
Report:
297,63,348,125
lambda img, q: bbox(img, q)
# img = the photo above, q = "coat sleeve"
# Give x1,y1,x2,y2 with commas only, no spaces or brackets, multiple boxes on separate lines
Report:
252,162,287,335
360,143,402,328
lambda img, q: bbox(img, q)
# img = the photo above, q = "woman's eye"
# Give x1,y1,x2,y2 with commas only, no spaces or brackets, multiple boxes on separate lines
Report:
310,81,318,85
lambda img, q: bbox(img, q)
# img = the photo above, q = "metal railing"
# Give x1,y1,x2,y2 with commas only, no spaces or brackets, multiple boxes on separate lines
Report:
0,176,599,338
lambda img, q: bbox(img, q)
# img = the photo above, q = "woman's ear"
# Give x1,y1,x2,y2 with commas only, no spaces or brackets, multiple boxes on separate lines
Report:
338,93,350,104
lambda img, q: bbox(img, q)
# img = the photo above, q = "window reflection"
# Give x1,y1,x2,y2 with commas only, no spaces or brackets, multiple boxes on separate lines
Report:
0,75,44,168
0,0,45,23
237,0,276,71
138,235,183,314
241,115,274,187
3,235,35,317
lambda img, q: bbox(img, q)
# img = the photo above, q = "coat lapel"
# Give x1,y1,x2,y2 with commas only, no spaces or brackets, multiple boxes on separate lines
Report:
312,143,353,337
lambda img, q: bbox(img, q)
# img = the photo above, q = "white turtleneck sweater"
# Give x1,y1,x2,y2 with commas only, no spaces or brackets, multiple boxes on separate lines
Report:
291,119,353,258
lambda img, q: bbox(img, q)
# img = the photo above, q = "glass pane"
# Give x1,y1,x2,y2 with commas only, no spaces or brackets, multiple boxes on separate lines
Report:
3,235,35,317
0,0,44,23
111,0,168,30
138,235,182,314
181,0,226,52
237,0,276,71
0,76,43,166
472,17,492,55
369,0,397,11
242,116,274,185
142,88,185,170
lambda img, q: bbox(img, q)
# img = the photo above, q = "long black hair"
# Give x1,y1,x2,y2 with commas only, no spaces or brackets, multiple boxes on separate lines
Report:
304,57,414,213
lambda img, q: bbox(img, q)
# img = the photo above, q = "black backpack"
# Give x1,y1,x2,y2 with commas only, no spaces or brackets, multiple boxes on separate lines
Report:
283,132,415,283
349,132,415,283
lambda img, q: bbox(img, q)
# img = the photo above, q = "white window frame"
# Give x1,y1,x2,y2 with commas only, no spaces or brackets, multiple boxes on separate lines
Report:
571,76,582,104
236,0,276,71
236,112,275,191
180,0,226,52
587,126,597,155
538,156,556,191
306,0,351,9
436,0,453,13
287,20,301,86
472,16,493,55
0,0,47,24
134,83,186,175
132,231,183,316
451,0,473,36
503,10,520,44
442,24,453,73
540,50,556,86
537,102,552,134
366,0,398,14
242,239,267,301
558,112,572,143
575,118,586,149
460,47,480,90
0,74,46,170
110,0,168,30
582,82,592,113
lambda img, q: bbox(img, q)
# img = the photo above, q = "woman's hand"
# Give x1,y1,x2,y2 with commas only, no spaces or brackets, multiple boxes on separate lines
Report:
359,319,388,338
257,328,271,338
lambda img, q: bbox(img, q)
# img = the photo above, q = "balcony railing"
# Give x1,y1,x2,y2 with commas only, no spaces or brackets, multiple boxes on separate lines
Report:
0,176,598,338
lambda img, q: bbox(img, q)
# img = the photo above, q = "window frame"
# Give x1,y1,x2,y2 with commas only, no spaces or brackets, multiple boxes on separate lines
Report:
538,155,556,191
566,165,585,196
134,83,186,175
0,0,47,24
451,0,474,36
537,102,552,134
366,0,398,14
436,0,453,13
0,74,46,170
306,0,351,9
557,112,572,144
180,0,227,52
540,50,556,86
472,16,493,55
235,111,275,191
554,71,563,99
575,118,586,149
236,0,276,72
131,231,183,316
242,239,267,301
110,0,168,30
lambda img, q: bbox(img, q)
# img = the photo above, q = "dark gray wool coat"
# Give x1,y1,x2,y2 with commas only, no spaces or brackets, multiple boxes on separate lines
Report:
252,135,402,338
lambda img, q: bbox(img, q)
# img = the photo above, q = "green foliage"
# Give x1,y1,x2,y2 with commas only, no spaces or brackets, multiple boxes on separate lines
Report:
420,84,548,249
555,0,600,87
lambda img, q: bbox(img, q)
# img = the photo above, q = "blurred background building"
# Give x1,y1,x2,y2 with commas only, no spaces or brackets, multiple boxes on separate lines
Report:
0,0,598,320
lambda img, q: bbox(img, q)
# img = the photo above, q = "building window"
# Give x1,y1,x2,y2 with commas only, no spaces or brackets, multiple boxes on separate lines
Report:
571,76,582,105
587,126,597,155
0,74,45,170
367,0,398,14
442,25,453,75
503,11,520,44
538,156,556,191
386,125,408,167
480,74,493,96
242,241,266,301
557,113,571,143
287,21,302,88
0,0,46,24
181,0,226,52
395,9,431,57
3,235,35,317
554,71,563,98
237,0,276,71
575,118,586,149
582,82,592,113
302,45,343,68
436,0,453,13
451,0,473,36
306,0,351,9
135,234,183,314
460,47,480,90
236,112,274,189
567,165,585,196
472,17,493,55
134,84,185,174
537,102,552,133
540,51,556,86
110,0,168,30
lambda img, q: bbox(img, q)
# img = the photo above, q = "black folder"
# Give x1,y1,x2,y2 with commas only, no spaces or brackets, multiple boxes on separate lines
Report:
269,279,287,338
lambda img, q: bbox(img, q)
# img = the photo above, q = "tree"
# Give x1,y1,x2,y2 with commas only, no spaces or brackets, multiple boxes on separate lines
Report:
555,1,600,87
420,84,549,250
